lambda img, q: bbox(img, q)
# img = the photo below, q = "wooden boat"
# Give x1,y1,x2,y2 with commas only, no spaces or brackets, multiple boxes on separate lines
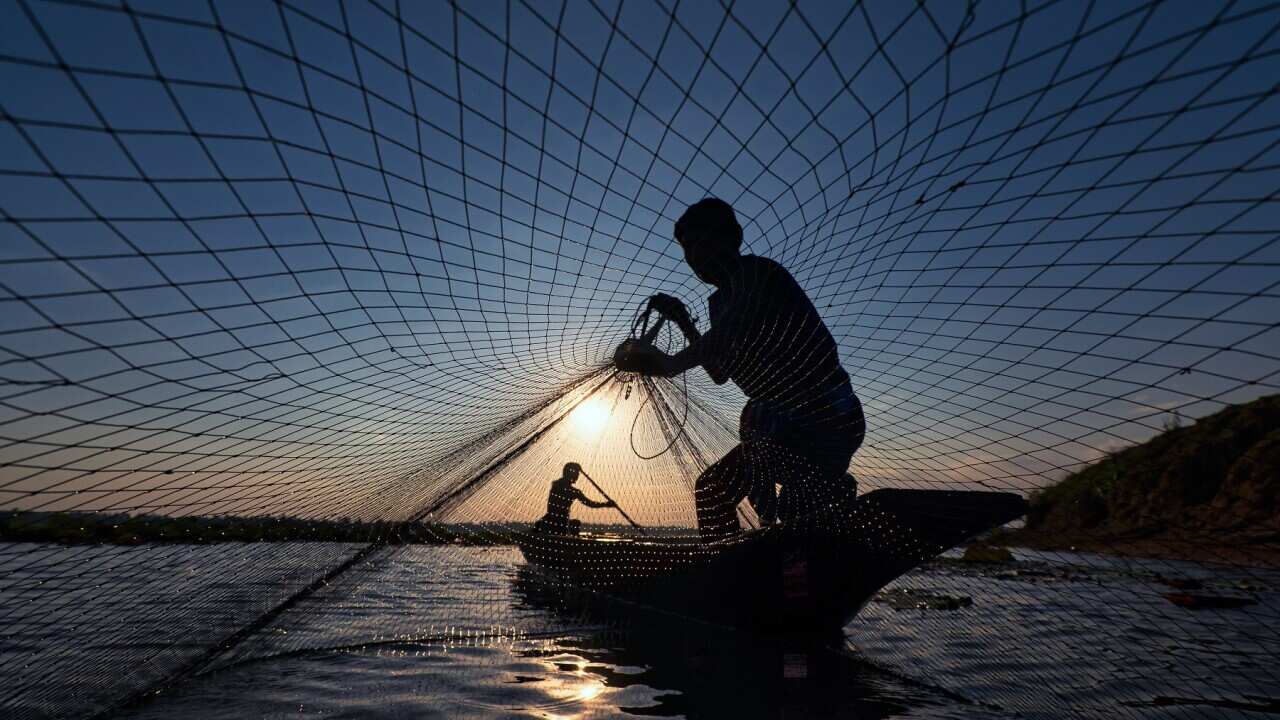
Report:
517,488,1028,633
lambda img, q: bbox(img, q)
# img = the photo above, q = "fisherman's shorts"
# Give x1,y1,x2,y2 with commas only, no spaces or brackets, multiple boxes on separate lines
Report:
738,380,865,477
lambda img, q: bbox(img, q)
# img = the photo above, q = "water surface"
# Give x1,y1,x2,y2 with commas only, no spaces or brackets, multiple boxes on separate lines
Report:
4,543,1277,718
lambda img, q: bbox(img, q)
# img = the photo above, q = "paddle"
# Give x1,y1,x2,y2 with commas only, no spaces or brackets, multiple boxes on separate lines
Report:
578,467,646,535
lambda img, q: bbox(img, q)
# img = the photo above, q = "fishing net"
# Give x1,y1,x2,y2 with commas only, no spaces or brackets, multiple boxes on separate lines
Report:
2,0,1278,717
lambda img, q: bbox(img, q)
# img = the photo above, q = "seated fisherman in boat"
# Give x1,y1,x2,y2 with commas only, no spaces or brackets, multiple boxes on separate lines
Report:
614,198,865,541
535,462,616,535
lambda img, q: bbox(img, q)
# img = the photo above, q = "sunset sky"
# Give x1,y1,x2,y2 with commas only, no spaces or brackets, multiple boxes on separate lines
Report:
1,0,1277,525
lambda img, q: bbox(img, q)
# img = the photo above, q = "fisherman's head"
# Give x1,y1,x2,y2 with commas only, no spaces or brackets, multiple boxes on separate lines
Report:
675,198,742,286
563,462,581,482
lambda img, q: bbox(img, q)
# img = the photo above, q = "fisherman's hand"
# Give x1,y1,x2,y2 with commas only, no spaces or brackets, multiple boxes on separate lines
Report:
648,293,691,325
614,338,668,375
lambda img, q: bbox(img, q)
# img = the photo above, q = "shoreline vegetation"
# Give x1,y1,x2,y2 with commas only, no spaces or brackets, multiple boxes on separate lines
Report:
0,512,684,547
993,393,1280,566
0,510,522,546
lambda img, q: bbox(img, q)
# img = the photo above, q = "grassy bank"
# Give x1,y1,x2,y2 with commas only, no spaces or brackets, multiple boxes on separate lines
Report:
999,393,1279,563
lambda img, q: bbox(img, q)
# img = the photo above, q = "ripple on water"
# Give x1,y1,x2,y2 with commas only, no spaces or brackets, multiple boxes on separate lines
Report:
121,631,985,720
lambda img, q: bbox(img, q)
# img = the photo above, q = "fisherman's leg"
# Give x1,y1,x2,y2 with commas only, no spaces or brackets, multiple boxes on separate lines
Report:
775,391,866,525
538,513,571,535
775,435,862,526
738,399,787,528
777,467,858,529
748,476,777,526
695,445,750,541
738,439,778,526
813,404,865,516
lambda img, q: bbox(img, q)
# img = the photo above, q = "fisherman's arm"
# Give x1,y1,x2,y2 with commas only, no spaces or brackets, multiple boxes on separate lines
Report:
649,293,701,343
616,301,737,382
571,487,615,509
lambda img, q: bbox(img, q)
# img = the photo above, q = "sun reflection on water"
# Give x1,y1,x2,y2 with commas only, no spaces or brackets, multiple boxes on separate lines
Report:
538,658,608,719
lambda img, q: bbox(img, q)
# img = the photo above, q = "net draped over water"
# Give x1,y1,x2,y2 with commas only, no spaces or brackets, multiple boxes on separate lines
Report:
1,0,1278,718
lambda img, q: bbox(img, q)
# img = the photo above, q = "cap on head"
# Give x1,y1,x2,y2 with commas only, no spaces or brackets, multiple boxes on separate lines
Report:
674,198,742,254
563,462,581,476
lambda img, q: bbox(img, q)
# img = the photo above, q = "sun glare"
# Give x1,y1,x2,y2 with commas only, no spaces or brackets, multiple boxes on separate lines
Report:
570,398,610,438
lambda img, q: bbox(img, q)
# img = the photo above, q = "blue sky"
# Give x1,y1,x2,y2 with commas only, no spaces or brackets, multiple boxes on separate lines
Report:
0,0,1277,523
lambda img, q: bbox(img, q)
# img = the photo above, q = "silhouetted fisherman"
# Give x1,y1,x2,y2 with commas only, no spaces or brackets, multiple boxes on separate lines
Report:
535,462,615,535
615,198,865,541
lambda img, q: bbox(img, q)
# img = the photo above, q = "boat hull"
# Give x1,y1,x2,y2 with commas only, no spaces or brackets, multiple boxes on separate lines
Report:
517,489,1028,633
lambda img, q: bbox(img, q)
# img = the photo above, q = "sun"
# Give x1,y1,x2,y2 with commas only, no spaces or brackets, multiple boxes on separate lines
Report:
570,397,611,438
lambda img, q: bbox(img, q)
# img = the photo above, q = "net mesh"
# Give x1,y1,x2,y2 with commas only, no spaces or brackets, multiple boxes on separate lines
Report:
1,0,1278,717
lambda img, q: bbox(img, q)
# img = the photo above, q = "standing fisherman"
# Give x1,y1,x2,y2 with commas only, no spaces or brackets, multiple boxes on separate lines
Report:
615,198,865,540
